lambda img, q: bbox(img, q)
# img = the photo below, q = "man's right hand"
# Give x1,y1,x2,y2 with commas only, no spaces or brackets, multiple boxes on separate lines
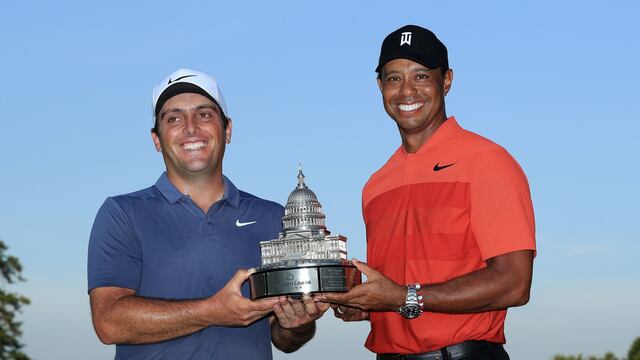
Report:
207,268,280,327
331,304,370,322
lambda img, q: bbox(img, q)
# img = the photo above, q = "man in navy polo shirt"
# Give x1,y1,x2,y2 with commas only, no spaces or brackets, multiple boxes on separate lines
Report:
88,68,328,359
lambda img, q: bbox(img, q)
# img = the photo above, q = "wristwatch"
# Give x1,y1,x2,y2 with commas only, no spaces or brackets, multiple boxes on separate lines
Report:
398,284,424,319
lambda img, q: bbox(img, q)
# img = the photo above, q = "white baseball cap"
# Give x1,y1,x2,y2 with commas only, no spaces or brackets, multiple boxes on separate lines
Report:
152,68,228,123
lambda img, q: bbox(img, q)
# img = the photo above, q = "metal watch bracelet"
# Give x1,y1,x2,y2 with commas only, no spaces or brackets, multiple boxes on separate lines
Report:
398,283,424,319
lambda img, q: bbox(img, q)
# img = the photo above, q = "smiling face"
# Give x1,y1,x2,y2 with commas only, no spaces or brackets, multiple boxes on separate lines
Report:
378,58,453,149
151,92,232,180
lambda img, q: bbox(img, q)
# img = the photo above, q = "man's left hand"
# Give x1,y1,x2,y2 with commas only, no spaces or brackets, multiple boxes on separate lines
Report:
273,294,330,330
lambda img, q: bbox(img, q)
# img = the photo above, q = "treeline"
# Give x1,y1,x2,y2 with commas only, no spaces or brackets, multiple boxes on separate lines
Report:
554,337,640,360
0,240,31,359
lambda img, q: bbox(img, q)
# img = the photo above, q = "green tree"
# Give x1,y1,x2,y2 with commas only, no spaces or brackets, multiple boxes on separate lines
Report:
553,355,585,360
553,347,640,360
0,240,31,360
602,352,620,360
628,337,640,360
553,351,619,360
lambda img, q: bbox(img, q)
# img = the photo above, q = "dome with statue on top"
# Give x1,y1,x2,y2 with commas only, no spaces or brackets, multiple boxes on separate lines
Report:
282,167,326,232
259,165,347,268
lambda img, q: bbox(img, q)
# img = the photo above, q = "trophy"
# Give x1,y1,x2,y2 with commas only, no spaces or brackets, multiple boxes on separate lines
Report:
249,166,362,299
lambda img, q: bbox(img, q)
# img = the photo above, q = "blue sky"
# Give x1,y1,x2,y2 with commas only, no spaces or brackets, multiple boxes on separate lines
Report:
1,1,639,359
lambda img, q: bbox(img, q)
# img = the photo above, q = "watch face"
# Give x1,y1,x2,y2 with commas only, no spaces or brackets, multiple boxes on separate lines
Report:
400,305,421,319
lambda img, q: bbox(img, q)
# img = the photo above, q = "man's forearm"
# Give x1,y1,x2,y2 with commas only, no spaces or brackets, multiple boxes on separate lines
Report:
422,250,534,313
92,293,213,344
91,270,280,345
270,318,316,353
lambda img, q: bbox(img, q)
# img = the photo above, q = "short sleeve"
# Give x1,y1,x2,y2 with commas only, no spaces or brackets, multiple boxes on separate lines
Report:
469,148,536,260
87,197,142,292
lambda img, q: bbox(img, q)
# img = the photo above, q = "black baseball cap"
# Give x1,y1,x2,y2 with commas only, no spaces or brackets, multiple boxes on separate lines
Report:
375,25,449,73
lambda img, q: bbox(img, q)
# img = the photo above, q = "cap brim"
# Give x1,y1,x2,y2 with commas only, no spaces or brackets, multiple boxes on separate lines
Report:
375,52,442,73
154,83,221,118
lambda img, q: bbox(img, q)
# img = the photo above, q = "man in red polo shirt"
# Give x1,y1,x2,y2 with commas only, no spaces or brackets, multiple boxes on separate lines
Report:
319,25,536,360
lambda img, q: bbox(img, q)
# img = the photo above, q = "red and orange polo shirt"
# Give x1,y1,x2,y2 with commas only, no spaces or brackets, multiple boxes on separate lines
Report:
362,117,536,354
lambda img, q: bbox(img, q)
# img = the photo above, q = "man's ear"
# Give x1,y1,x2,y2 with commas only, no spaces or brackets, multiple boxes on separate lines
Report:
225,118,233,144
443,69,453,96
151,130,162,152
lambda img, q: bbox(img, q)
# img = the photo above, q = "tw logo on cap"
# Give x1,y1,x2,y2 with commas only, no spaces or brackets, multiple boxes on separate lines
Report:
400,32,412,46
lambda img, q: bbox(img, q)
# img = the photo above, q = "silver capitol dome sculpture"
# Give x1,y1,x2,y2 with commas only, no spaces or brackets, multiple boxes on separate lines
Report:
249,165,362,299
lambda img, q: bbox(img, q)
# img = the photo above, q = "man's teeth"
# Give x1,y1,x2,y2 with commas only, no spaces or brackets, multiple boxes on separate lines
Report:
182,141,207,150
398,103,424,112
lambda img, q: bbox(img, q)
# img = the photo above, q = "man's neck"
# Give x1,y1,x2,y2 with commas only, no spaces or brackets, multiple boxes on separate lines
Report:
399,115,447,154
167,170,225,213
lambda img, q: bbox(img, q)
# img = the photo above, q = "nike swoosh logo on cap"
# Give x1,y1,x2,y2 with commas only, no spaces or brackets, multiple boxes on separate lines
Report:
168,74,196,85
236,220,257,227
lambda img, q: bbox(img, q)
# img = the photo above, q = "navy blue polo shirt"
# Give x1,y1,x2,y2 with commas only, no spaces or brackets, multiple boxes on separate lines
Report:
88,172,284,360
